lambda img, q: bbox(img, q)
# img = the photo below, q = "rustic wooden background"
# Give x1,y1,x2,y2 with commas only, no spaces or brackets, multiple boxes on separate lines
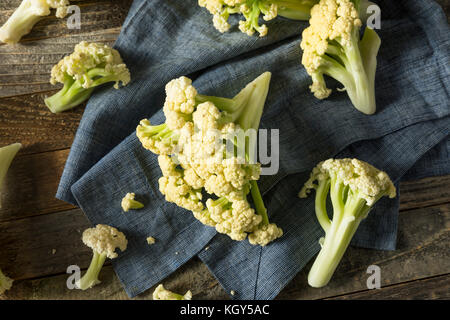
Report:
0,0,449,300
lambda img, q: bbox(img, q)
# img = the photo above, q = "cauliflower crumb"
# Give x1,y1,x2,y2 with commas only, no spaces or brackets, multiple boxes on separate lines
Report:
146,237,156,245
153,284,192,300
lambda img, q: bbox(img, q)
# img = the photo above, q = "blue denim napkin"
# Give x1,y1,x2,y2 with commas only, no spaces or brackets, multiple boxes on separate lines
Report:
60,0,449,299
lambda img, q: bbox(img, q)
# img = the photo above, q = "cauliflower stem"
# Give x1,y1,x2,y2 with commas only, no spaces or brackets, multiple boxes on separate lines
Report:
76,250,107,290
44,41,130,113
0,0,69,44
299,158,396,287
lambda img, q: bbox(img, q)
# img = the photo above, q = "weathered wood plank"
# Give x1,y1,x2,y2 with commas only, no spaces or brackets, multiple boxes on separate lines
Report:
0,94,82,155
0,149,75,223
1,203,448,299
0,209,91,281
329,274,450,300
399,175,450,211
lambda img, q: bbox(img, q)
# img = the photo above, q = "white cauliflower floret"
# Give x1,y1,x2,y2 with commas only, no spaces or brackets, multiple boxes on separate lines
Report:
248,223,283,246
50,41,130,89
158,176,204,212
299,158,396,206
136,120,179,155
205,198,263,241
82,224,128,259
164,76,198,114
192,102,221,131
153,284,192,300
121,192,144,212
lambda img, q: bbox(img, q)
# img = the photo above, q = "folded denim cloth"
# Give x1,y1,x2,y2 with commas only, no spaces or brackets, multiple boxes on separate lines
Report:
61,0,449,299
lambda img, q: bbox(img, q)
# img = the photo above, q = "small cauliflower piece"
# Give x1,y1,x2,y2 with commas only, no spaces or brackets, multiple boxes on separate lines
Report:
44,41,130,113
0,0,70,44
299,158,396,288
152,284,192,300
0,268,13,295
146,237,156,245
121,193,144,212
75,224,128,290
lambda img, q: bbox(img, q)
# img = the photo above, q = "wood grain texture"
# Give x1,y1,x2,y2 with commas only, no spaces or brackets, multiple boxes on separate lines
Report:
1,203,448,299
0,149,75,223
329,274,450,300
0,94,83,155
0,209,91,281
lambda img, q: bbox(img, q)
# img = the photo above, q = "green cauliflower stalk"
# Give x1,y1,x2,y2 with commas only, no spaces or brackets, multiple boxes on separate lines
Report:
0,0,69,44
299,158,396,288
300,0,380,114
75,224,127,290
44,41,130,113
199,0,320,37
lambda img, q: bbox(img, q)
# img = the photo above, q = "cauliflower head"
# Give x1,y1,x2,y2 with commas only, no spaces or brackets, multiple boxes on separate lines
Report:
299,158,396,206
50,41,130,89
82,224,128,259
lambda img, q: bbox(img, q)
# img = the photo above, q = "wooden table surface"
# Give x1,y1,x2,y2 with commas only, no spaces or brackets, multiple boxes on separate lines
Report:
0,0,449,300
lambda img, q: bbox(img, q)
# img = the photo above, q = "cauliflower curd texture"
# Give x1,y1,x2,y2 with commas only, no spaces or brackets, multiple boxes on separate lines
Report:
137,73,282,246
